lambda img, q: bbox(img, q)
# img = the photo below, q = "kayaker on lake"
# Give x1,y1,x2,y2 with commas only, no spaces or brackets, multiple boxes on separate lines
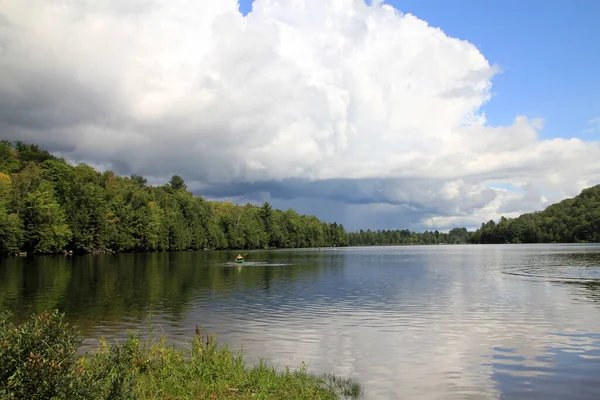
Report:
236,254,244,262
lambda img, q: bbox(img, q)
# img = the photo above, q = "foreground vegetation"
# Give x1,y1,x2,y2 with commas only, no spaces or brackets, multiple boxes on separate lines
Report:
0,310,362,399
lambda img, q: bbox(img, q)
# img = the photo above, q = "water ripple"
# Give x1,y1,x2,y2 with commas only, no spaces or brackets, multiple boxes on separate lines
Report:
3,245,600,399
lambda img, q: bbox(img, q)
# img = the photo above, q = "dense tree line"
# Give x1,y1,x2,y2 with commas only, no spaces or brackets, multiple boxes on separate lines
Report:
348,227,472,246
470,185,600,244
350,186,600,246
3,141,599,254
0,141,349,255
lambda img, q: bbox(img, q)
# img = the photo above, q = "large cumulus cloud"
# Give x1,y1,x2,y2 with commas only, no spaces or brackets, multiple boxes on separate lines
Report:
1,0,599,230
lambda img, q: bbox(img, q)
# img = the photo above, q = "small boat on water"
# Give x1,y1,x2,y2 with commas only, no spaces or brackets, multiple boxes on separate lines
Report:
235,254,245,263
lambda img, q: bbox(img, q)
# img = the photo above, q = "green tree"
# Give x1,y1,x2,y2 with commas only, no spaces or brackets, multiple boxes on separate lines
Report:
1,142,361,254
0,172,23,254
10,163,43,216
14,141,56,164
0,141,20,173
168,175,187,190
40,159,73,206
130,174,148,187
21,181,72,253
259,202,274,247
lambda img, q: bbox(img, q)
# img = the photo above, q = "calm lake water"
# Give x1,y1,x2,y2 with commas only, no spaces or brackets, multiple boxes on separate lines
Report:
2,244,600,399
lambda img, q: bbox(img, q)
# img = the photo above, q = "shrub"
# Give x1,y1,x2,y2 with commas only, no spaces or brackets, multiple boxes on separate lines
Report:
0,311,362,399
0,310,90,399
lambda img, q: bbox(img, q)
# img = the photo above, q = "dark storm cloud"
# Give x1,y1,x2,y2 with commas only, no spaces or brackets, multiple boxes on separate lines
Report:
195,177,496,218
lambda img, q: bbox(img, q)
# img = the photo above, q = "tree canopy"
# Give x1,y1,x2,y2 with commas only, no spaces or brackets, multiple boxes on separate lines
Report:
0,141,348,254
348,227,472,246
470,185,600,244
1,141,598,254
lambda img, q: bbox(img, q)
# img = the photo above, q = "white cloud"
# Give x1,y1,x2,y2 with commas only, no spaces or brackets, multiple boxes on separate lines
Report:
584,117,600,134
1,0,599,229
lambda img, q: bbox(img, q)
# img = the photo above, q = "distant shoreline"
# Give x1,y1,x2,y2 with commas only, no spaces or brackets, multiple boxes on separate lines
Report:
8,241,600,259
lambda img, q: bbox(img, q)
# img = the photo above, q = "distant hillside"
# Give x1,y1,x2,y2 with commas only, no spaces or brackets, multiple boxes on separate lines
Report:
471,185,600,244
0,141,348,255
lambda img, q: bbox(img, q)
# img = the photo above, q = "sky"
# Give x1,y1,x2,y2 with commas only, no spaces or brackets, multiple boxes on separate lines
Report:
1,0,599,231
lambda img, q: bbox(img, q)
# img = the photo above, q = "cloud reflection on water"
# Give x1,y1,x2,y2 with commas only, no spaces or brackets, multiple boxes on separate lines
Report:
2,245,600,399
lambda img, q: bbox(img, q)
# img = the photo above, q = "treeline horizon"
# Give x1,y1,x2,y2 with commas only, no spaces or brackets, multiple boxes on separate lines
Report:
0,141,598,255
0,141,352,255
469,184,600,244
348,182,600,246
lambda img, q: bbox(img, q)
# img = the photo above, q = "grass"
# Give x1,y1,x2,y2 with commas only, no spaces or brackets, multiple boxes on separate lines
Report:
0,310,362,399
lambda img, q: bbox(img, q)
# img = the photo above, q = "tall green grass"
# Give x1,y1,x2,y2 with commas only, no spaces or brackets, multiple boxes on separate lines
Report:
0,310,362,399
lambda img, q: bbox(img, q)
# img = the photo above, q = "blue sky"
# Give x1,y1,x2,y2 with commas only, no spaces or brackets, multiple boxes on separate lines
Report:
239,0,600,139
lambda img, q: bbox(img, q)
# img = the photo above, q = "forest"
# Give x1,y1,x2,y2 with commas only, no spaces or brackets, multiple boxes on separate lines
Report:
469,185,600,244
347,227,472,246
1,141,598,255
0,141,349,254
355,185,600,246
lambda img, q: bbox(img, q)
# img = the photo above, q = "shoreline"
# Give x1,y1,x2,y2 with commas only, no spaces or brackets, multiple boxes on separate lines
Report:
0,310,363,399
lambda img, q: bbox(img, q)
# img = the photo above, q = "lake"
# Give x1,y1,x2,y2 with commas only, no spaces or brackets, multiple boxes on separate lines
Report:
2,244,600,399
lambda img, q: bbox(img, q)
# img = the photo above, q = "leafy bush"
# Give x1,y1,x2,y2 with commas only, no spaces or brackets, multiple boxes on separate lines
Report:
0,311,362,399
0,310,89,399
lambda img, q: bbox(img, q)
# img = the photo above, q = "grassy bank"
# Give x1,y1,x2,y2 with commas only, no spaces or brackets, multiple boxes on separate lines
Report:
0,310,362,399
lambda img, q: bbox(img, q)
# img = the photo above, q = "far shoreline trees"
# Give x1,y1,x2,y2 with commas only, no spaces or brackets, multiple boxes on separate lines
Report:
1,141,599,255
470,185,600,244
